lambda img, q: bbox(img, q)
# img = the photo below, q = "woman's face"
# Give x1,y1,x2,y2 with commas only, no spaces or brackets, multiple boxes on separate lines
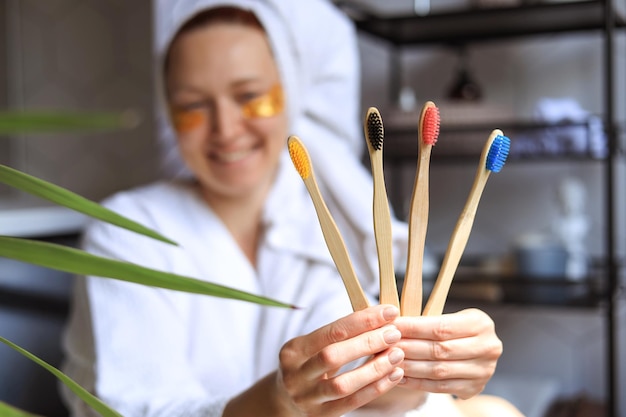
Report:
165,22,288,202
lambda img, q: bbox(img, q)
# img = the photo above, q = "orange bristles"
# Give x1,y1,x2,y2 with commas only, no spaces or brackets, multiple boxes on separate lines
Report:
288,136,311,179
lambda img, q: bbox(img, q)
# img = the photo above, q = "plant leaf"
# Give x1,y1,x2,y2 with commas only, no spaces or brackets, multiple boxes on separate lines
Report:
0,402,44,417
0,110,138,134
0,164,177,246
0,337,124,417
0,236,296,308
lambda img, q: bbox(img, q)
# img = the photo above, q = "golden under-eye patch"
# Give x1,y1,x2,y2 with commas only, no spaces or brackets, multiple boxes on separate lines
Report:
169,84,284,134
170,108,207,134
242,84,284,118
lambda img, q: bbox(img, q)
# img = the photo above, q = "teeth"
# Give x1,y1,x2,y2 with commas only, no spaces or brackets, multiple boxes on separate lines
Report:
214,149,252,163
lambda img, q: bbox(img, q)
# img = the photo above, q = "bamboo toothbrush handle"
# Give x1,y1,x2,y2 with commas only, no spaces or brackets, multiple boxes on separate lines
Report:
422,169,490,316
371,152,399,308
401,144,433,316
304,178,370,312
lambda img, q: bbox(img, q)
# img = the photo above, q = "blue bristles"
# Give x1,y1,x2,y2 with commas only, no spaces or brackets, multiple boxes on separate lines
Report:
486,134,511,173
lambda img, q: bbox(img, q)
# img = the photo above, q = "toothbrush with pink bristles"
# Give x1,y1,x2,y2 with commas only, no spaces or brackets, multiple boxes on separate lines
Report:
401,101,440,316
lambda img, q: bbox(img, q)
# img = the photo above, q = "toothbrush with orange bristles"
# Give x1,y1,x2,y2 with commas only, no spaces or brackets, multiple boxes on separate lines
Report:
364,107,400,308
422,129,511,316
287,135,370,312
400,101,440,316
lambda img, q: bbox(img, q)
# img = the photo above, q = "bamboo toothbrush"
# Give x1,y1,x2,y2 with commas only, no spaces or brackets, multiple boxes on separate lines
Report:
287,136,370,312
364,107,400,308
422,129,510,316
401,101,440,316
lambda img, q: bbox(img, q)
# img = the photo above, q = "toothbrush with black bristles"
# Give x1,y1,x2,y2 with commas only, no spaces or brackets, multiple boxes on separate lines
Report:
364,107,400,308
422,129,511,316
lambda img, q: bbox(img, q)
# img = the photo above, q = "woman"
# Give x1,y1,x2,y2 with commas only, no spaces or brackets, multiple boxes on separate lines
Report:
62,1,521,416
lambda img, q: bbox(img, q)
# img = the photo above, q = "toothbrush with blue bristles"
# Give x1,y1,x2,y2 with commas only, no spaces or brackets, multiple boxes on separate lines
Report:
422,129,511,316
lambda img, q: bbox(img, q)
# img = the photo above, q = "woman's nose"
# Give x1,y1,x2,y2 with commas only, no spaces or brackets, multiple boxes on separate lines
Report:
211,99,243,142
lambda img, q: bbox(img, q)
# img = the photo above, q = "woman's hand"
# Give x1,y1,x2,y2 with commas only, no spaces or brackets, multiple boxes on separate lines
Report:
394,308,503,399
275,304,406,417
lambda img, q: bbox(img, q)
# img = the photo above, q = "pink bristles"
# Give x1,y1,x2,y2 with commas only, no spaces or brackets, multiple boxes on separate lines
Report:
422,106,440,146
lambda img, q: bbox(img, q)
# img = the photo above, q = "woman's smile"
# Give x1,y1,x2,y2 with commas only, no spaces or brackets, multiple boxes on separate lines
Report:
209,144,259,164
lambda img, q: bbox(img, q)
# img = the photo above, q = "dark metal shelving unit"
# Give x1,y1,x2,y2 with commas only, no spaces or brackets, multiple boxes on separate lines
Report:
336,1,625,415
383,119,610,162
339,0,625,45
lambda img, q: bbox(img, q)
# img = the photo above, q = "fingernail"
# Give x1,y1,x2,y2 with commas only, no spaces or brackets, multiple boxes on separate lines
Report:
388,348,404,365
389,367,404,382
382,306,399,321
383,327,401,344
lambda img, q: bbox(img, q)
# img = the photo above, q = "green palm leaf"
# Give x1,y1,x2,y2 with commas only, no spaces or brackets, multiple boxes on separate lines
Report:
0,236,296,308
0,402,44,417
0,110,138,134
0,164,177,246
0,337,123,417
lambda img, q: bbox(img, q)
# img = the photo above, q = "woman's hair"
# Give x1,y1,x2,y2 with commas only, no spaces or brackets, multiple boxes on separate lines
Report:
164,6,264,74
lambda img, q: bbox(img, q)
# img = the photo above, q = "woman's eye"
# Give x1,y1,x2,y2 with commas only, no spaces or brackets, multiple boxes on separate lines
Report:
237,92,262,104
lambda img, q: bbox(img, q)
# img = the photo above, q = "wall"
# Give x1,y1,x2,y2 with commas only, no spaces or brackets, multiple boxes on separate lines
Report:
0,0,157,415
1,0,159,203
0,0,10,193
357,12,625,417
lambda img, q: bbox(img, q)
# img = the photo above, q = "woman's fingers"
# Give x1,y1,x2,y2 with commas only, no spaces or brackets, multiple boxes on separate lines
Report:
394,309,502,362
300,304,400,357
291,323,401,381
398,376,483,400
397,333,502,362
389,308,503,400
402,355,495,381
292,348,406,416
398,343,495,399
395,308,497,342
277,305,405,416
316,365,405,416
316,348,405,401
280,305,399,370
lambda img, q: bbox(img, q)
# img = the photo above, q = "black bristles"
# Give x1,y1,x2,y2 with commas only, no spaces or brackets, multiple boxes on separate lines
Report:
367,111,384,151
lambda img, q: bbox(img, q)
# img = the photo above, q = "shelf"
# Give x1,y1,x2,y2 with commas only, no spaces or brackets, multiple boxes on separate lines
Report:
0,287,69,316
397,272,608,308
382,119,608,162
448,275,606,308
339,0,626,45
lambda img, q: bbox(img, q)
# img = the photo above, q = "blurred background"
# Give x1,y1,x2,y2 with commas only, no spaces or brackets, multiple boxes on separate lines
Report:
0,0,624,416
